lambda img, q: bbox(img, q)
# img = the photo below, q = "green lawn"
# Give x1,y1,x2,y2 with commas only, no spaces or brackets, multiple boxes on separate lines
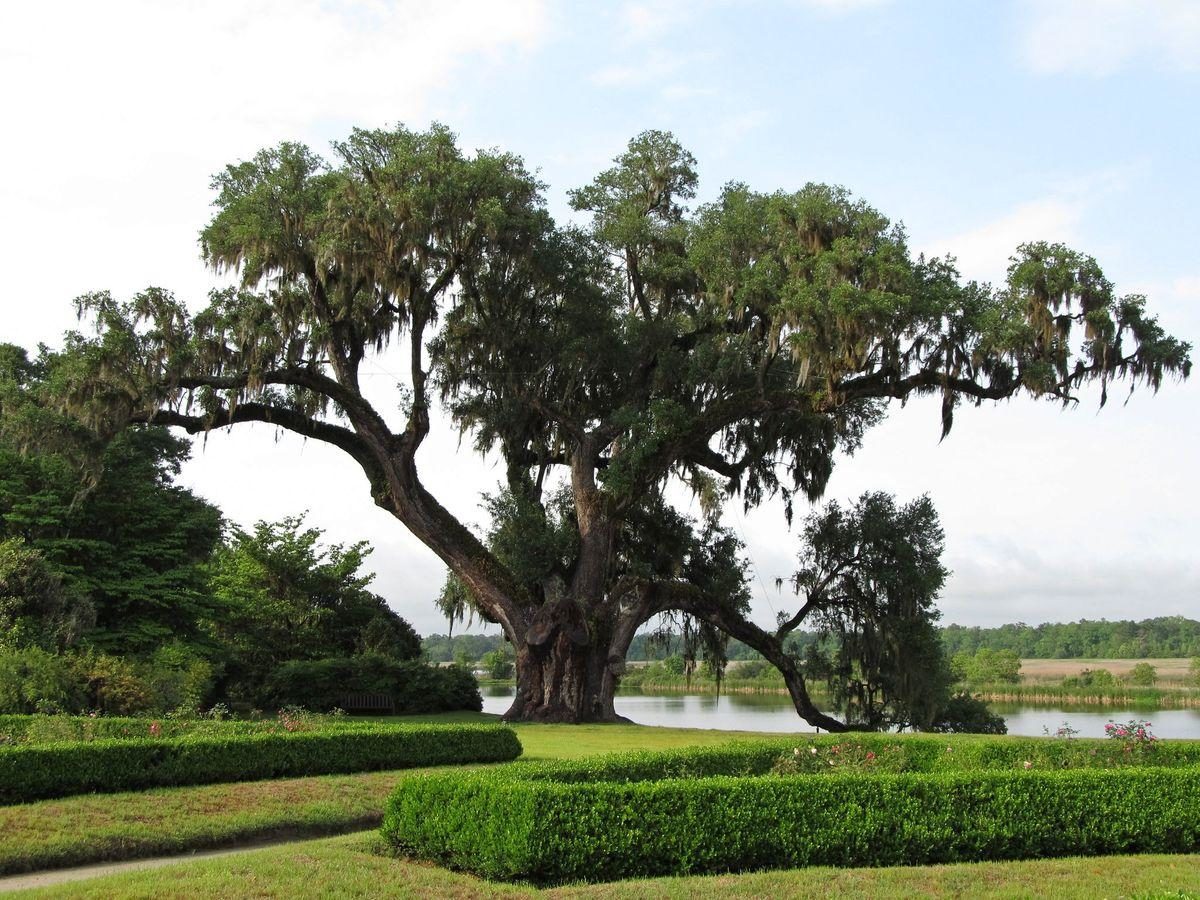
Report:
16,832,1200,899
0,713,795,875
4,713,1200,897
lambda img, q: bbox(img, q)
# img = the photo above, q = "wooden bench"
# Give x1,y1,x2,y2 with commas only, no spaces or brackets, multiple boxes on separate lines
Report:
339,693,395,714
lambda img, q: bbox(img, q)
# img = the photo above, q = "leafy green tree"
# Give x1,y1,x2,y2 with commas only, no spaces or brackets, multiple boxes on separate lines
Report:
1127,662,1157,686
41,126,1190,725
951,648,1022,685
0,538,93,650
206,515,420,700
0,344,222,652
791,493,954,730
482,645,515,680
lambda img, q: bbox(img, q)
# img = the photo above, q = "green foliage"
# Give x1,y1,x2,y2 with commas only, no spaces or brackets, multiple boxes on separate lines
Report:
382,739,1200,883
1128,662,1158,686
0,538,92,651
929,692,1008,735
0,416,221,654
0,723,520,803
0,647,83,714
1062,668,1117,689
796,493,953,730
206,516,421,700
941,617,1200,658
263,656,481,714
421,632,505,663
481,646,514,680
1191,657,1200,688
951,648,1022,685
662,655,686,676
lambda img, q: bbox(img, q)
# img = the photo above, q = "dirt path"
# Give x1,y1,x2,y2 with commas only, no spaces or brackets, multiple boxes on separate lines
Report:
0,835,309,893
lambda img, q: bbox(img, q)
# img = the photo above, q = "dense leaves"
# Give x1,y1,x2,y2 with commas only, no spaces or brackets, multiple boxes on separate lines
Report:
207,516,421,702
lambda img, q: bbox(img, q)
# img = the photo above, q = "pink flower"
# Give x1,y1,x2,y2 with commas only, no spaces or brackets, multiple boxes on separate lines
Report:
1023,760,1032,770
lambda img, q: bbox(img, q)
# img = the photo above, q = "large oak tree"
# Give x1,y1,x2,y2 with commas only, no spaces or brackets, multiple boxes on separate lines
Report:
48,126,1190,725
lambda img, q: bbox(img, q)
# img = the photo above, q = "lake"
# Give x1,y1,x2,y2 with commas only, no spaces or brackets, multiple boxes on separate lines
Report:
481,686,1200,738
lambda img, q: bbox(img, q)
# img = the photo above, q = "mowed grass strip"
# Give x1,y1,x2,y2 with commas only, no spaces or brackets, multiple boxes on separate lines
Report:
14,832,1200,899
0,714,802,875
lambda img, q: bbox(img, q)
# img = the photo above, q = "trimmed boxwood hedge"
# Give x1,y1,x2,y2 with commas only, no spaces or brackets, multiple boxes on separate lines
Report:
381,736,1200,884
0,723,520,804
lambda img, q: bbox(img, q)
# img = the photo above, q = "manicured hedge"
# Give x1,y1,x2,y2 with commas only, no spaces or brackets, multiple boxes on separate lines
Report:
382,737,1200,884
0,724,520,804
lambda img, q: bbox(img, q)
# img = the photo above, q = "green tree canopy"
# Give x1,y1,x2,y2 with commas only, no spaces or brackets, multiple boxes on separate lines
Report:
0,344,222,653
207,515,421,700
39,126,1190,725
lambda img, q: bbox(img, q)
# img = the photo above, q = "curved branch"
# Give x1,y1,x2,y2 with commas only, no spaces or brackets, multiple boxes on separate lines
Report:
643,579,852,732
132,403,384,485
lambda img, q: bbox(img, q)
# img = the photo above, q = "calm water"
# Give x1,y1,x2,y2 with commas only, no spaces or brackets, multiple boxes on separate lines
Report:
481,687,1200,739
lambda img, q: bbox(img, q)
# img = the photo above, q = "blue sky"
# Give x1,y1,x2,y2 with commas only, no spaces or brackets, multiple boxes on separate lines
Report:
1,1,1196,635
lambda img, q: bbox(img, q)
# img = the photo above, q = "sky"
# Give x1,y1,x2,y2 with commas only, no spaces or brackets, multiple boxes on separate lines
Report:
1,0,1197,637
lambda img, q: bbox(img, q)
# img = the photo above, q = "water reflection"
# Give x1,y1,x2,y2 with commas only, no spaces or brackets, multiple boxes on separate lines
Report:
481,686,1200,738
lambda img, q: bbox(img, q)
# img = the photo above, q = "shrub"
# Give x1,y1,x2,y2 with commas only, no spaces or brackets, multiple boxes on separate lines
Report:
263,656,482,713
1127,662,1157,686
0,723,520,803
382,738,1200,884
481,647,514,680
929,692,1007,734
0,647,83,714
1062,668,1117,690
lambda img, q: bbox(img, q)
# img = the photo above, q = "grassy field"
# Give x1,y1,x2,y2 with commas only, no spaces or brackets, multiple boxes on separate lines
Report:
4,713,1200,897
14,832,1200,898
1019,658,1195,683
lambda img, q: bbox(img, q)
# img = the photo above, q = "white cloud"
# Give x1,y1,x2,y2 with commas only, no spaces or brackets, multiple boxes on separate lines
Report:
920,198,1082,285
1022,0,1200,75
592,54,694,87
615,0,889,43
0,0,548,350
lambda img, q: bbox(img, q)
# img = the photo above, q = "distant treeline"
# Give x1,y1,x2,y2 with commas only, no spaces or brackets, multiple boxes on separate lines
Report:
422,631,820,663
939,617,1200,659
424,616,1200,664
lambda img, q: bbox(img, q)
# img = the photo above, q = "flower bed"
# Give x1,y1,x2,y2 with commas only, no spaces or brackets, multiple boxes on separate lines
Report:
381,736,1200,884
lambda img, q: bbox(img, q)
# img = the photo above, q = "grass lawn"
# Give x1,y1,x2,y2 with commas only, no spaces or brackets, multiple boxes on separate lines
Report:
4,713,1200,896
14,832,1200,898
0,713,797,875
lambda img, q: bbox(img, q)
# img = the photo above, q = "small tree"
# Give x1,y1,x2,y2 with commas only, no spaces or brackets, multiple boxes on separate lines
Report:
482,646,515,680
1127,662,1157,686
1190,657,1200,688
791,493,954,731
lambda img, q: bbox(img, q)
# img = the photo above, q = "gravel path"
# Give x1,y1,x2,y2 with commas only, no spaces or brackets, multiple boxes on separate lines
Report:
0,836,306,893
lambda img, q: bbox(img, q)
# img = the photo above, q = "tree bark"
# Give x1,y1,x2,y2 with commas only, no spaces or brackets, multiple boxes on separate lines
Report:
502,614,630,723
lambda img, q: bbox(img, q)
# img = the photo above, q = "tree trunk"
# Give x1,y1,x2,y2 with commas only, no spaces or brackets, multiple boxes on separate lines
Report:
503,630,628,723
499,591,636,723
